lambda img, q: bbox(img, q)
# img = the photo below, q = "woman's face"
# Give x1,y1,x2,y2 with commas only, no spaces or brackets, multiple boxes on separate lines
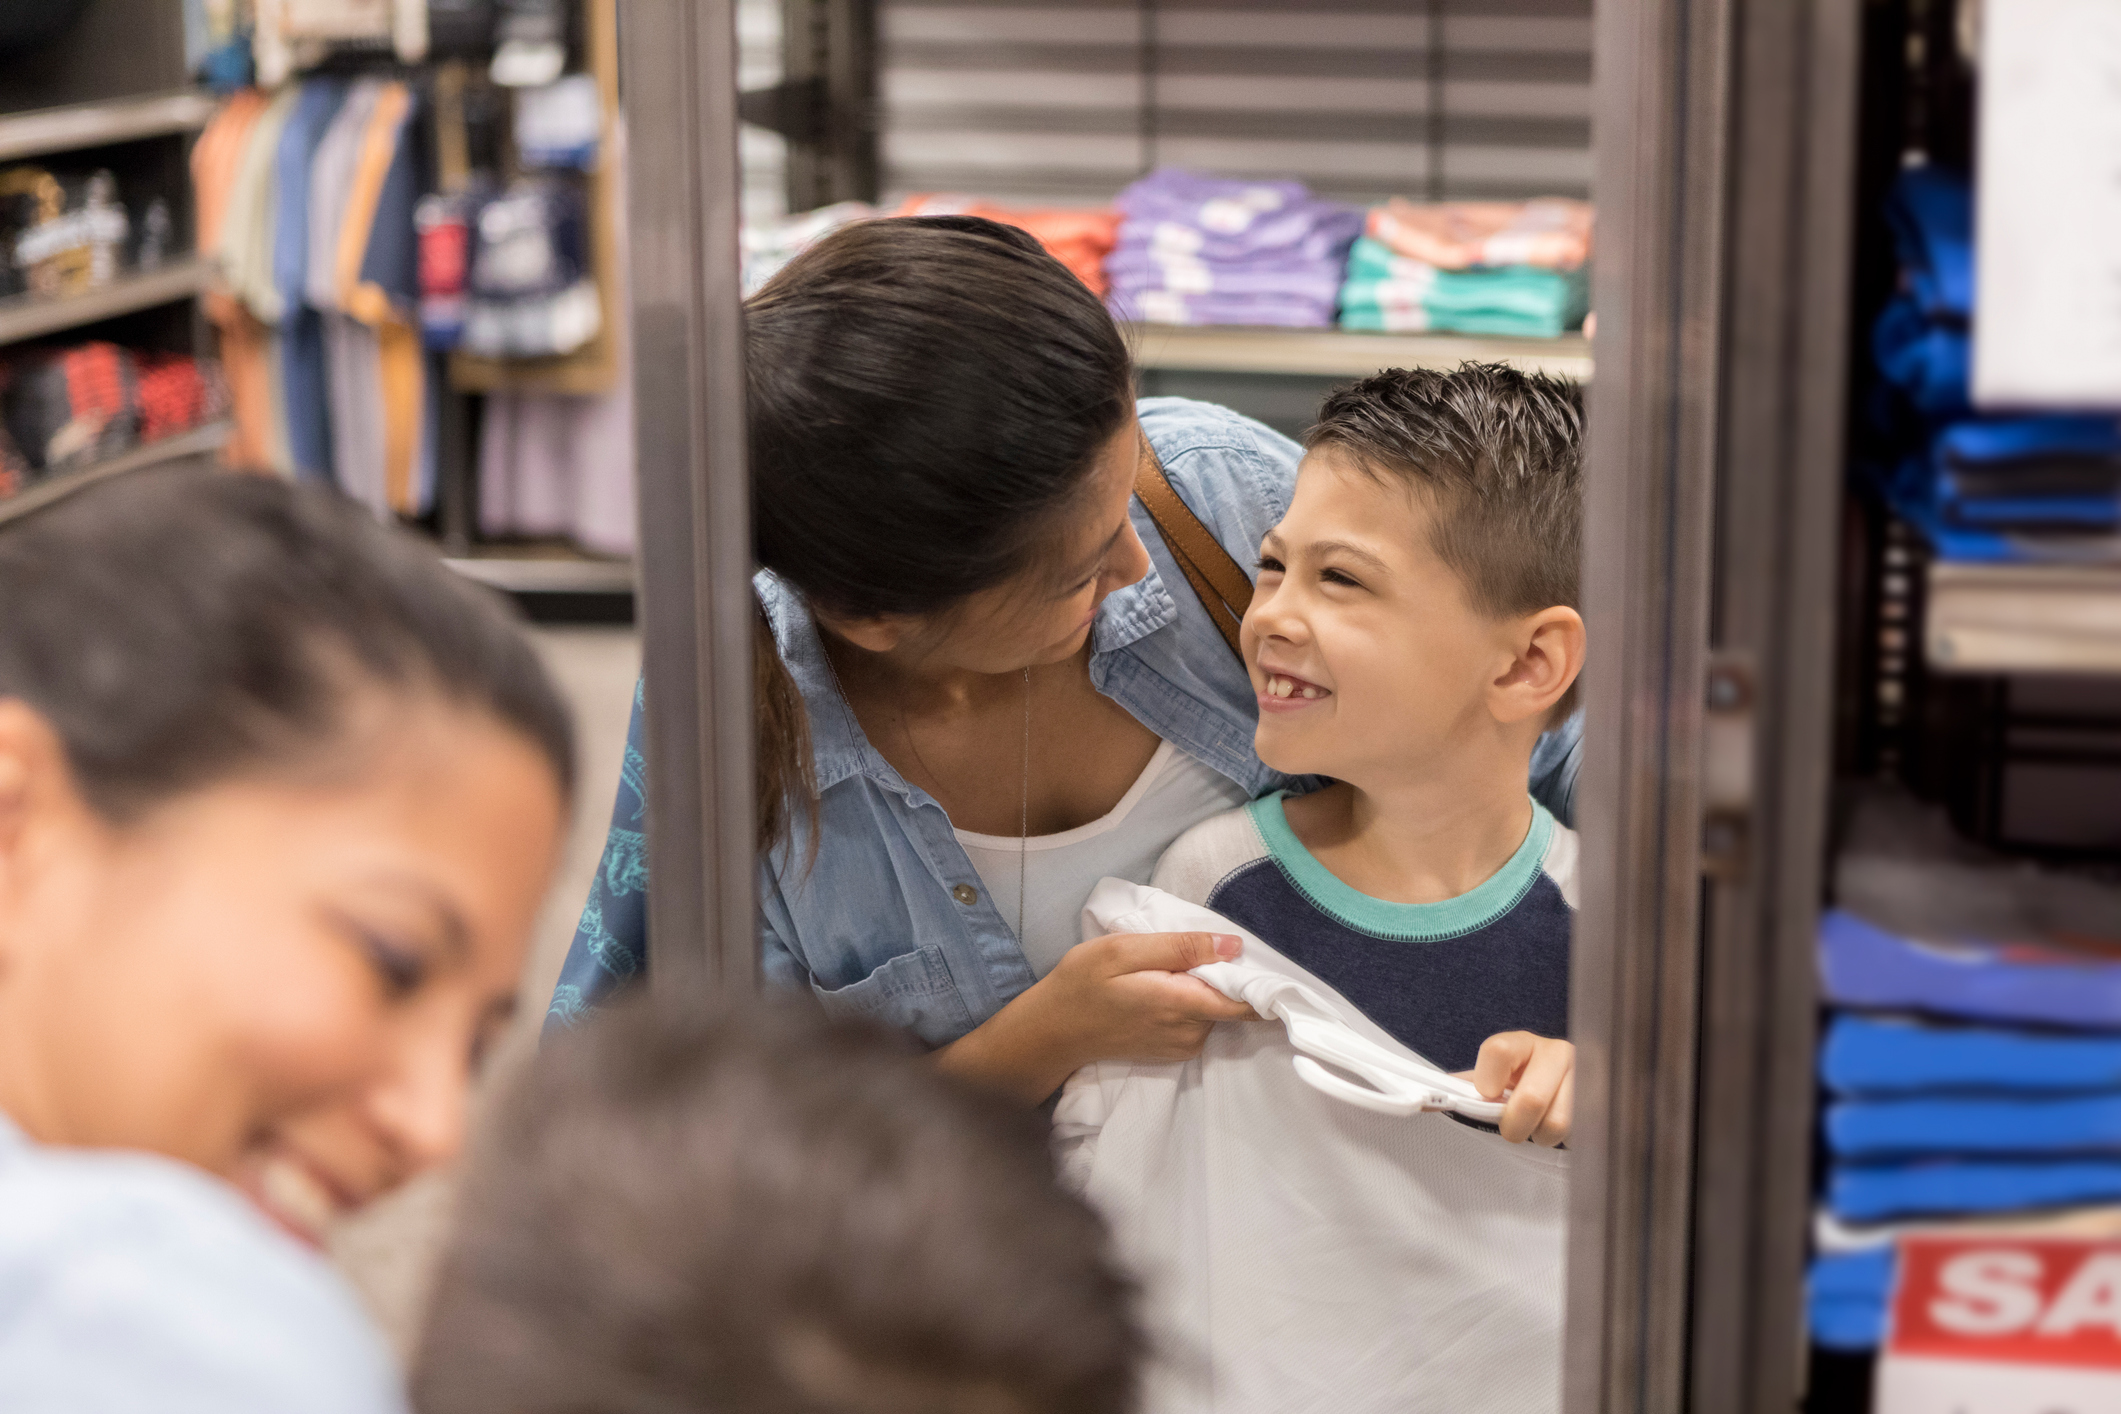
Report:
884,420,1155,675
0,696,564,1245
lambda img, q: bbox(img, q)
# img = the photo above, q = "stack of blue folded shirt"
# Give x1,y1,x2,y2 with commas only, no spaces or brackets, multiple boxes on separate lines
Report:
1871,167,2121,560
1807,909,2121,1351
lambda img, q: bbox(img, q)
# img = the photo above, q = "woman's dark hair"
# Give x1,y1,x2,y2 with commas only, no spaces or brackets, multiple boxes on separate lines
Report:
0,466,575,820
746,215,1133,850
413,993,1143,1414
748,215,1134,619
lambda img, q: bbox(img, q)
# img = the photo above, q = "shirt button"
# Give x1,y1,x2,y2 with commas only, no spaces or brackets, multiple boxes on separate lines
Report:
952,884,979,906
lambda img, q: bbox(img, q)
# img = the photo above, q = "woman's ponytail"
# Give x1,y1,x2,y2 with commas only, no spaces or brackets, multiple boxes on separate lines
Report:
754,596,817,862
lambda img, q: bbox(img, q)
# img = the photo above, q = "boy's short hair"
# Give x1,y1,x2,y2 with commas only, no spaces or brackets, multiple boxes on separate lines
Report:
1306,362,1583,621
413,996,1141,1414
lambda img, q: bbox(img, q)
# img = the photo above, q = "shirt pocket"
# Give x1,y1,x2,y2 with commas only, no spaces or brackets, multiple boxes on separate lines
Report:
809,944,976,1048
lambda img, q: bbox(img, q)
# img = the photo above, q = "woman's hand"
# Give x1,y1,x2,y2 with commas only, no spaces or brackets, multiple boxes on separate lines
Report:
934,931,1259,1105
1463,1031,1574,1146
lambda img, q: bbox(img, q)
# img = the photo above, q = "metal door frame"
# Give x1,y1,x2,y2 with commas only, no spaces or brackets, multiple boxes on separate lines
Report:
623,0,759,999
1573,0,1861,1410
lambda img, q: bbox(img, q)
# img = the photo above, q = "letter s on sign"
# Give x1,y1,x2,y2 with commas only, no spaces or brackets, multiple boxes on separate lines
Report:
1931,1250,2044,1335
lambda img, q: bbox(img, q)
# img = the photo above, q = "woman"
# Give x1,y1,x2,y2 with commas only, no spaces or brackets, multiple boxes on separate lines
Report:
0,469,572,1410
550,217,1581,1103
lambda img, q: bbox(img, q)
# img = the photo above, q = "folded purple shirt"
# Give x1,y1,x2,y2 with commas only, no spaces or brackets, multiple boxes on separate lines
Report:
1106,288,1336,327
1113,168,1362,263
1104,256,1345,303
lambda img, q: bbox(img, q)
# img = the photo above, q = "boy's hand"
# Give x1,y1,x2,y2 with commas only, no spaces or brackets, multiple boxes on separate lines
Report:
1463,1032,1573,1146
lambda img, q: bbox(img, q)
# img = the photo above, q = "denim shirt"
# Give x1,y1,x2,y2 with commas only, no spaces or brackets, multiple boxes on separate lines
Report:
549,398,1585,1045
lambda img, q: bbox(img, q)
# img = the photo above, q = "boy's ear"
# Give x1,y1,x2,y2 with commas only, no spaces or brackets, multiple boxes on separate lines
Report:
1488,607,1586,726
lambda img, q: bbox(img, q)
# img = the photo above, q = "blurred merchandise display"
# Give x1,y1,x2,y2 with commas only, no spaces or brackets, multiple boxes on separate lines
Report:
174,0,622,554
896,195,1120,297
0,341,225,500
1803,785,2121,1357
1869,167,2121,563
1104,170,1362,329
1,166,137,299
740,200,875,296
740,180,1594,340
462,179,599,358
1343,199,1592,338
512,73,599,170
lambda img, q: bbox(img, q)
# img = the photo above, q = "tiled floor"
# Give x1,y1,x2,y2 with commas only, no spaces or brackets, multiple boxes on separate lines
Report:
328,625,641,1357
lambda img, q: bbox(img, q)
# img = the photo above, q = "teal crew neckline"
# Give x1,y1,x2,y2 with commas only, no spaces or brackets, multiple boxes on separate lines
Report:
1247,790,1554,942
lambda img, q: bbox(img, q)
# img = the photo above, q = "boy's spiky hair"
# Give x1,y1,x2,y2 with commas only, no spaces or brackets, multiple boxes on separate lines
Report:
1306,362,1584,621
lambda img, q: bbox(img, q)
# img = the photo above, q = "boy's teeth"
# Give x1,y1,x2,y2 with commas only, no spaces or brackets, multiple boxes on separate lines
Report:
1267,674,1324,700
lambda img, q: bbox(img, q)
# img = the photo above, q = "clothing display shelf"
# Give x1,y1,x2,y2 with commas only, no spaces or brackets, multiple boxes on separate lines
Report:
0,420,229,530
1925,562,2121,676
1126,324,1594,383
0,89,215,166
445,554,635,595
0,257,211,347
0,89,216,347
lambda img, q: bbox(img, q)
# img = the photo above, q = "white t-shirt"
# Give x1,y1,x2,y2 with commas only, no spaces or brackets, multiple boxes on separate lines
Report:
954,741,1250,976
1053,799,1577,1414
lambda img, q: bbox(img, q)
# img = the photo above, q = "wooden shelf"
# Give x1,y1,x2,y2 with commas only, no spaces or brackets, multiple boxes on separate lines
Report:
0,90,217,164
0,258,211,347
445,556,636,595
0,421,229,528
1125,324,1595,382
1926,561,2121,676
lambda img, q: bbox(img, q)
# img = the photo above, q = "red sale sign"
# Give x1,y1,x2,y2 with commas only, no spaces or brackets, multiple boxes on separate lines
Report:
1877,1237,2121,1413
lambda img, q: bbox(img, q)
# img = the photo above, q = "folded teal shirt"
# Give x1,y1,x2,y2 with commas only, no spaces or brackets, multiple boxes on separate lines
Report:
548,397,1587,1044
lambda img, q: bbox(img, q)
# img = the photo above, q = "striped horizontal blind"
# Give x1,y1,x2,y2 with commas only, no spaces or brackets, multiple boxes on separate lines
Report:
879,0,1592,206
738,0,792,221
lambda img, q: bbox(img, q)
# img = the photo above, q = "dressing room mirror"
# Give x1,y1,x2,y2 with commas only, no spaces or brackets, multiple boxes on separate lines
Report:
622,1,1882,1410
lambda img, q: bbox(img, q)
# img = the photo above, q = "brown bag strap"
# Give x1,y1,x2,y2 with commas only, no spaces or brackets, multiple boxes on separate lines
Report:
1134,449,1253,660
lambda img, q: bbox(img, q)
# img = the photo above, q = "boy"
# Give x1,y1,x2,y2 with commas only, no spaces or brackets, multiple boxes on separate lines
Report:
414,994,1142,1414
1056,363,1585,1413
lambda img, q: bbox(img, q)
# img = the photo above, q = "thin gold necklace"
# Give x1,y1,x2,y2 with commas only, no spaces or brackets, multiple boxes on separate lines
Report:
1018,664,1031,946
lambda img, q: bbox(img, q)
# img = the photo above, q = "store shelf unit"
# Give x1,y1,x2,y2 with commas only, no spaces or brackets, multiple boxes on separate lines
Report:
1126,324,1596,383
0,257,211,347
1925,561,2121,676
0,89,215,165
445,552,637,624
0,420,230,528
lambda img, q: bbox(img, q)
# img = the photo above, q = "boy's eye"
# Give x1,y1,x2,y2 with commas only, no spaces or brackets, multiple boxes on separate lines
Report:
1255,556,1285,574
1320,567,1364,589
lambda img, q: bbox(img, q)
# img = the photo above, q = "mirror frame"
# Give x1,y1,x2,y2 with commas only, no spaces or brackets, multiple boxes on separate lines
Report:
624,0,1867,1405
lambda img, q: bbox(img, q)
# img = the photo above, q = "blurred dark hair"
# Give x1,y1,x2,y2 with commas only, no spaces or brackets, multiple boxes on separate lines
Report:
746,217,1134,852
413,994,1142,1414
0,466,574,820
1307,362,1584,716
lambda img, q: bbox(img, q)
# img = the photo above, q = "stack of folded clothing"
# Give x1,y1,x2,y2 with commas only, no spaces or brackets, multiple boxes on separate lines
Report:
1872,167,2121,561
0,343,227,500
1341,198,1592,338
1805,790,2121,1353
1103,169,1361,328
896,195,1121,296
